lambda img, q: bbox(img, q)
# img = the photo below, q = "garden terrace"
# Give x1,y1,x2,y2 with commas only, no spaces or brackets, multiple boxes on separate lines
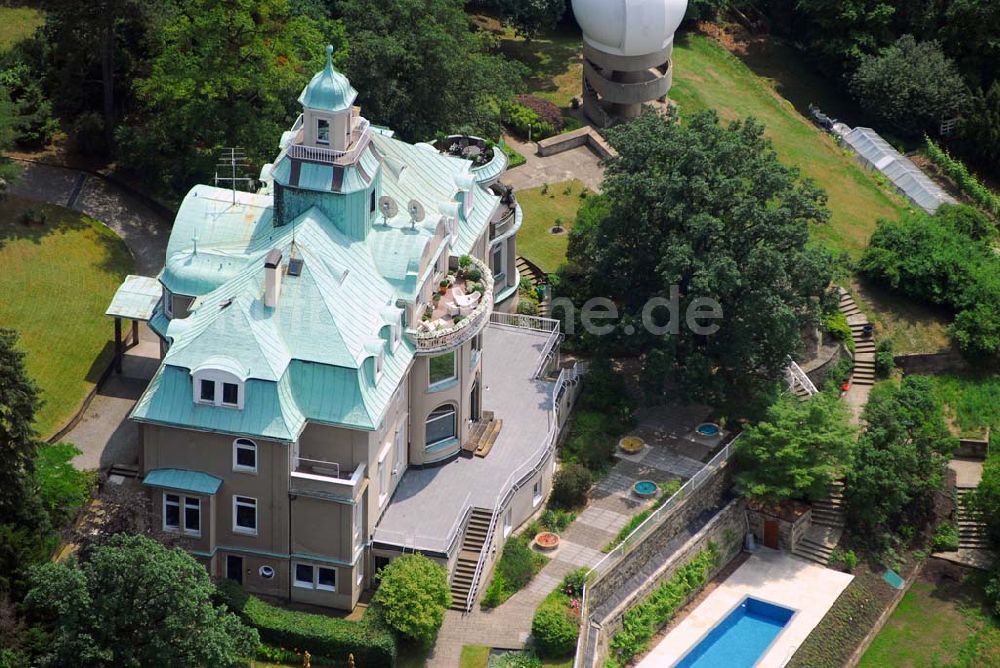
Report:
408,256,495,354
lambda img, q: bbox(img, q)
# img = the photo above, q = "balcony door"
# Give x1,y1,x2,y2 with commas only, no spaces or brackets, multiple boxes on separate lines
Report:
226,555,243,584
470,380,481,422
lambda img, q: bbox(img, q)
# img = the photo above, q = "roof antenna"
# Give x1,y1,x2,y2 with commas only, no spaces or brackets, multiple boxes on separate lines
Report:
214,147,253,205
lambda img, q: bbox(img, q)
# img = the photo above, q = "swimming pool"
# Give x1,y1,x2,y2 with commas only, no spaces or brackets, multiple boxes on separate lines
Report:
674,597,795,668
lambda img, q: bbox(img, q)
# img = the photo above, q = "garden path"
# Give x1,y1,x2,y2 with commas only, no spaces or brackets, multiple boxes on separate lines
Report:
428,406,714,666
501,134,605,193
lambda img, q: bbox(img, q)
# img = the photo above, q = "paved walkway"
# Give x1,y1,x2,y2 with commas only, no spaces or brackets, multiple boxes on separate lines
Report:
501,135,605,193
428,406,716,666
8,159,172,470
8,159,171,275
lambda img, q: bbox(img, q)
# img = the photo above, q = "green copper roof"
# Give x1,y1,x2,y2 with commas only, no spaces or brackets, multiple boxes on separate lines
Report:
106,275,162,320
298,45,357,113
143,468,223,495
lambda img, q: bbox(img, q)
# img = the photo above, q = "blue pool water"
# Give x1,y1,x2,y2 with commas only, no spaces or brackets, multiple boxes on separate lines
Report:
675,597,794,668
696,423,720,436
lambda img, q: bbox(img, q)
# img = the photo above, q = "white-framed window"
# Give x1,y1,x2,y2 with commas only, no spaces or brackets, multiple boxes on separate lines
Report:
532,480,542,507
233,495,258,535
354,500,364,548
163,493,201,536
492,244,504,278
233,438,257,473
193,368,245,409
393,426,406,477
317,119,330,145
259,565,275,579
378,458,389,506
503,508,512,538
425,404,457,447
428,351,457,388
293,563,337,592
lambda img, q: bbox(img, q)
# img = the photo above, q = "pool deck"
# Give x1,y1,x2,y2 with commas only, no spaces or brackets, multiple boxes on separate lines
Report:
637,549,853,668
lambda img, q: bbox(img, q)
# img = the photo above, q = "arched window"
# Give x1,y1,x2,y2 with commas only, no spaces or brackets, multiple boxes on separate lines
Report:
233,438,257,473
425,404,457,447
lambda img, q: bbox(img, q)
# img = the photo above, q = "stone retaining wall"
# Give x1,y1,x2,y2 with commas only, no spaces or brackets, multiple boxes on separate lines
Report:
956,434,990,460
589,464,733,605
894,350,970,375
591,499,748,666
746,505,811,552
536,127,618,161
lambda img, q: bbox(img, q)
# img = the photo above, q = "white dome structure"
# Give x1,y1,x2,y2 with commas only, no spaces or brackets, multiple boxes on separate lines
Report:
571,0,688,125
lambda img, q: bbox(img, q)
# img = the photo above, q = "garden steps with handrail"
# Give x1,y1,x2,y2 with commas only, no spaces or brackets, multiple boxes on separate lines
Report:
449,508,494,609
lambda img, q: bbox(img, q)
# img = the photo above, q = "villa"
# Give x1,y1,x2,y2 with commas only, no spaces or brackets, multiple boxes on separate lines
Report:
107,48,580,612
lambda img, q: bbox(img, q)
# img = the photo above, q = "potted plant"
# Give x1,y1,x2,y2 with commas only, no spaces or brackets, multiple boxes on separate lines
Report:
439,279,450,295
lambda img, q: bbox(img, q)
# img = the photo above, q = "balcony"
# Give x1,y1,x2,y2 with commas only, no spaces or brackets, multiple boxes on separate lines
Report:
290,457,366,500
407,256,494,354
284,117,372,165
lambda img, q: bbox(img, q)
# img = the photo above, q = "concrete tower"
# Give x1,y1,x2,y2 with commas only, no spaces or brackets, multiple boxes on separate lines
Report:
571,0,688,126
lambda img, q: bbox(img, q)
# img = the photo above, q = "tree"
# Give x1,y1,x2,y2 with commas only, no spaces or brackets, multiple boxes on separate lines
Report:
971,434,1000,550
960,82,1000,173
116,0,337,197
557,109,834,416
333,0,523,140
844,376,956,548
488,0,566,39
850,35,970,137
788,0,896,75
735,392,854,503
0,89,21,197
0,330,41,523
370,554,450,645
25,534,258,668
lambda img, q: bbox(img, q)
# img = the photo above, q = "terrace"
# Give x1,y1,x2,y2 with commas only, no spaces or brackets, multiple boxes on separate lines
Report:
281,112,372,165
289,456,366,499
408,256,495,353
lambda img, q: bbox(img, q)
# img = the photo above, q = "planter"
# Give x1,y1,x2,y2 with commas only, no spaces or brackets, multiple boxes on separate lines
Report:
695,422,721,437
534,531,560,551
618,436,644,454
633,480,658,499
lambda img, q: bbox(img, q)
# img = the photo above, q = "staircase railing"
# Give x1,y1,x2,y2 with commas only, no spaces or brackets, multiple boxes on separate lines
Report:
462,362,582,611
785,358,818,396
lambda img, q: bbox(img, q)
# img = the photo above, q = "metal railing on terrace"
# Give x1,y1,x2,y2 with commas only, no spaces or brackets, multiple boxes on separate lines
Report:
286,118,372,165
374,492,472,555
408,257,495,353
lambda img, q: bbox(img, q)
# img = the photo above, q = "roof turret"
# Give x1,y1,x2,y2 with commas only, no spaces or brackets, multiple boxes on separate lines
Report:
298,45,357,112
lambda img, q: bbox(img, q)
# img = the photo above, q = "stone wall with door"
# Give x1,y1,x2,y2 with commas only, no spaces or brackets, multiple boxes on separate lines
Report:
745,499,811,552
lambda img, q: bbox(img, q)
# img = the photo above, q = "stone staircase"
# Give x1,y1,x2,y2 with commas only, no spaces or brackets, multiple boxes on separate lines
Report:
793,480,845,565
957,486,989,550
839,291,875,387
462,411,502,457
449,508,493,610
515,256,549,315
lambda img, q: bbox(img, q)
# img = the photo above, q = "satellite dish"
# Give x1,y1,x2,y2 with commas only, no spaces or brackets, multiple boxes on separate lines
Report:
379,196,398,222
407,199,425,229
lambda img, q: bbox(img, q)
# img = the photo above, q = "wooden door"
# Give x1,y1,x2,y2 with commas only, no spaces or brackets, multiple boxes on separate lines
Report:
763,520,780,549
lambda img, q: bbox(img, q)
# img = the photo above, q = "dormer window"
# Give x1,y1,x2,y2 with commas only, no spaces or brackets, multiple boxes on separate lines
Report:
192,358,247,410
317,119,330,145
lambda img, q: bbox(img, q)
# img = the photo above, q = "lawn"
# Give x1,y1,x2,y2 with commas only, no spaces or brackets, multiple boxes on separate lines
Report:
0,5,43,52
850,279,953,355
514,180,588,273
859,575,1000,667
460,645,573,668
0,194,132,438
670,33,908,258
926,373,1000,439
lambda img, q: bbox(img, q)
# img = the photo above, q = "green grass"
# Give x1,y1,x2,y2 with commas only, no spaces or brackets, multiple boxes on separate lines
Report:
514,180,589,273
0,5,42,53
859,578,1000,668
0,194,133,438
850,279,953,355
460,645,491,668
499,140,527,168
927,373,1000,438
670,33,908,258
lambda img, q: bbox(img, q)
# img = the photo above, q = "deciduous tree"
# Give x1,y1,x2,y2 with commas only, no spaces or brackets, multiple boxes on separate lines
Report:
557,109,834,416
370,554,450,645
25,534,258,668
736,392,854,503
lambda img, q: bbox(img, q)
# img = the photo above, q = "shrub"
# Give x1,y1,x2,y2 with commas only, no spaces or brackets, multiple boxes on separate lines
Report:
551,464,592,509
495,651,543,668
514,95,564,134
824,311,853,344
517,299,540,316
481,536,547,608
216,579,397,665
540,509,575,533
842,549,858,572
34,443,95,526
531,591,578,658
561,568,588,598
875,338,895,378
504,102,554,140
371,554,450,645
931,521,960,551
70,112,109,157
607,544,719,666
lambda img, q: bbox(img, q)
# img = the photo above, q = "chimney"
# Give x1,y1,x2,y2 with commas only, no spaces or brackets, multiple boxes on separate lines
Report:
264,248,283,308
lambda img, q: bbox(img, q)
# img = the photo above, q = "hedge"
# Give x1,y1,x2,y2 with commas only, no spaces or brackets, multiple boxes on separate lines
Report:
926,137,1000,217
606,543,719,667
216,579,397,666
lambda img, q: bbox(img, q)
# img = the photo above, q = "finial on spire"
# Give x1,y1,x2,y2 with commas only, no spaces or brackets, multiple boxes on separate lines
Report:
325,44,334,69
